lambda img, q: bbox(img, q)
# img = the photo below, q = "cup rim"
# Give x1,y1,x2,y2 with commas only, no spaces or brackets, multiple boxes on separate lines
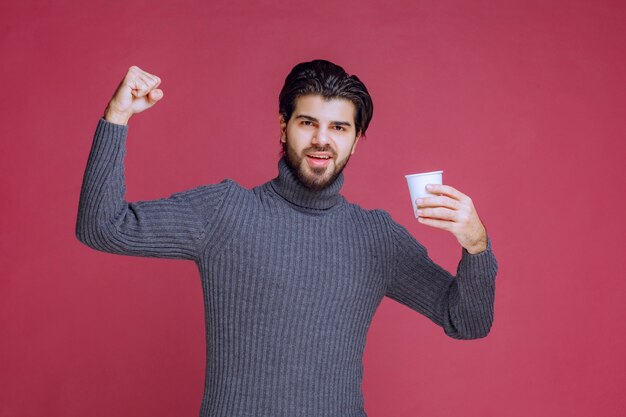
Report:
405,170,443,178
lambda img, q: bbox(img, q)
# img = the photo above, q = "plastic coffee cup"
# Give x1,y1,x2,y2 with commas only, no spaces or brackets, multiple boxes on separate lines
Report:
405,170,443,217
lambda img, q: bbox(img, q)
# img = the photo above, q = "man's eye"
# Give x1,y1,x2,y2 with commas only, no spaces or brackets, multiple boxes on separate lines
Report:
302,121,314,126
333,125,345,131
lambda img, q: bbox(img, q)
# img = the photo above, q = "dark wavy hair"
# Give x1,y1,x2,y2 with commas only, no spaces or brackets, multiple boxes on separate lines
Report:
278,60,374,138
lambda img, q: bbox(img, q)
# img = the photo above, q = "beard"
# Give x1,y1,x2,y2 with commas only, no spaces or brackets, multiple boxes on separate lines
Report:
282,139,352,191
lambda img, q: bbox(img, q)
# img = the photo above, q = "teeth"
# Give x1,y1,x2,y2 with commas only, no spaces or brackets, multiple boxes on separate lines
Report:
310,155,330,159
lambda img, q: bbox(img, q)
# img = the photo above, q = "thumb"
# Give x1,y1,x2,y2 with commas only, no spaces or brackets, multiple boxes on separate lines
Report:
148,88,164,104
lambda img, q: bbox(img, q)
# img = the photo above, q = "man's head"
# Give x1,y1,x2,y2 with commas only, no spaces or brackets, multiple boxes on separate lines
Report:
278,60,374,190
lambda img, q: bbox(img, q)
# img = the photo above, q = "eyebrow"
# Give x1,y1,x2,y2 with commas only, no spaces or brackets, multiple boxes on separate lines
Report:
294,114,353,127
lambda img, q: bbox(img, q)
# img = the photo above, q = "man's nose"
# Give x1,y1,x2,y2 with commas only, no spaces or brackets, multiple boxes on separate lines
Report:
312,127,330,146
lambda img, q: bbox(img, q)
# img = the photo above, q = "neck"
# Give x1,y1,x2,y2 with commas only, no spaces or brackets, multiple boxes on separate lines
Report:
269,157,344,210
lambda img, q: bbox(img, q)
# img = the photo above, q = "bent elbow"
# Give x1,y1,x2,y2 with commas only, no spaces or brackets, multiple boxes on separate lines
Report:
444,312,494,340
75,214,115,253
75,218,100,251
462,324,492,340
446,325,492,340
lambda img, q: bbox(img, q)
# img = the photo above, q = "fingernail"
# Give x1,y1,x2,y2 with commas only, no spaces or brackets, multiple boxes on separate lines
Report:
426,184,432,190
415,198,423,205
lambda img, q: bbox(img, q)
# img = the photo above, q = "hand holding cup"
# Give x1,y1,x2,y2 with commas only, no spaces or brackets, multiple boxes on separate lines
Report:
406,172,487,254
415,184,487,254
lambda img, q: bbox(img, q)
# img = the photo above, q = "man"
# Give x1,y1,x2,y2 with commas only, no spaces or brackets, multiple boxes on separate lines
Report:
76,60,497,417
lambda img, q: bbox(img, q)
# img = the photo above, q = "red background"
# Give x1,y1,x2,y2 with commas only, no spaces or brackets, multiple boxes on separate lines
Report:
1,0,624,416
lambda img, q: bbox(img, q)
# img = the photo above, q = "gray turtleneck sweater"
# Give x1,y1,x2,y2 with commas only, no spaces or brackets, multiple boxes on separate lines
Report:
76,119,498,417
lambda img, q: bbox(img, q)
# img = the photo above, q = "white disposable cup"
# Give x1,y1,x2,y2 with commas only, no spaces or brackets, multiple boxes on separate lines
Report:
405,170,443,217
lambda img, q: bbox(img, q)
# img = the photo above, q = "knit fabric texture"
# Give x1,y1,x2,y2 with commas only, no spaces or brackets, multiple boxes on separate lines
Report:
76,118,498,417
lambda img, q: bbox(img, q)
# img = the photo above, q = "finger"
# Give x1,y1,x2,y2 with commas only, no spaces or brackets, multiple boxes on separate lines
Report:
140,73,160,94
129,77,149,97
134,66,160,84
425,184,469,203
125,66,159,97
415,195,460,210
125,66,144,86
131,75,158,98
132,66,161,89
148,74,161,89
417,216,453,231
416,207,458,221
138,71,161,90
131,85,148,97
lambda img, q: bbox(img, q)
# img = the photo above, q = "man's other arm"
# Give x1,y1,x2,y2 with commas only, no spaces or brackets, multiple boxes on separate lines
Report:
382,178,499,340
384,220,498,340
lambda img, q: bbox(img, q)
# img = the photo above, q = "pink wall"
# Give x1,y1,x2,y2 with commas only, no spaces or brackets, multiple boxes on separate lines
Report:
1,0,624,416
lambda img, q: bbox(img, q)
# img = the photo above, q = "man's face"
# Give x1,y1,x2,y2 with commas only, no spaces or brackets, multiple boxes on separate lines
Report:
280,94,361,190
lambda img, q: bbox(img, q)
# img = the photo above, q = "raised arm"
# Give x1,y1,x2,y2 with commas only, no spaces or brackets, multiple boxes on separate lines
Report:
75,67,231,261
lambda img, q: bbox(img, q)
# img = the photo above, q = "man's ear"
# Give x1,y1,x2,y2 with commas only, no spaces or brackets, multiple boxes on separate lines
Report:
279,114,287,143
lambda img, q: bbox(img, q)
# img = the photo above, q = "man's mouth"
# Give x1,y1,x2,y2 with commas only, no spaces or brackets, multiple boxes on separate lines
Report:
305,152,333,167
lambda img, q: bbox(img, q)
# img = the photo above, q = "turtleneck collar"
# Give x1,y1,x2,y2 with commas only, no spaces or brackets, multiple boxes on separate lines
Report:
268,157,345,211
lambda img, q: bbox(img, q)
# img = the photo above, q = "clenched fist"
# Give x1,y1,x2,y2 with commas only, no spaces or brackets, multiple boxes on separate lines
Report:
104,66,163,125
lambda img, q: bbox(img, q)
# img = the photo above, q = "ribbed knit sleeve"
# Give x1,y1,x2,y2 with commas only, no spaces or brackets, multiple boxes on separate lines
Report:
384,218,498,339
75,119,231,262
